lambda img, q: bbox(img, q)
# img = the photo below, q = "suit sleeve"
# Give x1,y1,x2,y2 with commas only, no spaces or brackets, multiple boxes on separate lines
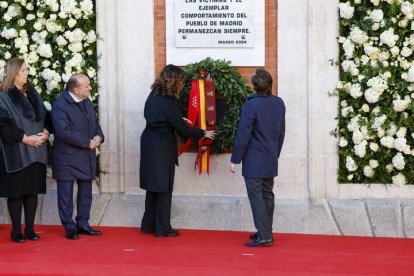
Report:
167,101,204,139
230,104,255,164
277,100,286,158
51,103,91,149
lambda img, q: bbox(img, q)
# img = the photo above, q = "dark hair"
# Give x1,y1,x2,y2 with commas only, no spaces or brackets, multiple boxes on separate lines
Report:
251,68,273,96
151,64,185,99
65,73,86,92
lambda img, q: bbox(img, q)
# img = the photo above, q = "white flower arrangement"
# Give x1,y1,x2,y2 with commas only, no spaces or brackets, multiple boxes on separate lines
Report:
0,1,97,105
336,1,414,185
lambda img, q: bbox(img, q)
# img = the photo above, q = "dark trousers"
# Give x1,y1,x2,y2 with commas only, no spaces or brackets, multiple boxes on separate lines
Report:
245,177,275,240
7,195,38,235
141,191,173,235
57,180,92,230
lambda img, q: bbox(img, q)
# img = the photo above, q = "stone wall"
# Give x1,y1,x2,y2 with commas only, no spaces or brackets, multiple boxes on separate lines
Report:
2,0,414,238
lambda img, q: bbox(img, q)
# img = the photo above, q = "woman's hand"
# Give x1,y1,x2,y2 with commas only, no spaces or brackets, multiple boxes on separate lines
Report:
22,134,44,147
183,118,192,125
36,132,50,143
204,130,216,139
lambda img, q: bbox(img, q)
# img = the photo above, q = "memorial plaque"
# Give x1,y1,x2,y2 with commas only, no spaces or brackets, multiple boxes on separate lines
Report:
174,0,255,48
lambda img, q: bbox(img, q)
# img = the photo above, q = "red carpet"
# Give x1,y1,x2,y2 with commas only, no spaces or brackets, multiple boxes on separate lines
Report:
1,225,414,275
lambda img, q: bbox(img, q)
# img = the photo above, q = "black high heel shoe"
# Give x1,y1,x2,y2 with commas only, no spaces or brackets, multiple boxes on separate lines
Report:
11,232,25,243
25,231,40,241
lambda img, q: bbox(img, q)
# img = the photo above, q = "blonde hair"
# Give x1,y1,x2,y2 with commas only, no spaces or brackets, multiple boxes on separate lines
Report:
0,58,28,93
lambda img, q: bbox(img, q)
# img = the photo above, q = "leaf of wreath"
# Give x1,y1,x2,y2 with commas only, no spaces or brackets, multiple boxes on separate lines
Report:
179,57,252,153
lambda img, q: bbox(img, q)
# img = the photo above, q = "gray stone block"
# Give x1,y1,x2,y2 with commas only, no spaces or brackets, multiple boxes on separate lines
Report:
274,198,339,235
89,193,112,226
402,200,414,238
99,194,145,226
0,198,11,224
171,195,244,231
329,199,372,237
366,199,403,238
241,197,255,232
40,191,61,225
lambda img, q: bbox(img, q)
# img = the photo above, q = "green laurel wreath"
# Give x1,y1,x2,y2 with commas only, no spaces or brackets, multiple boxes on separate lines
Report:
180,58,252,153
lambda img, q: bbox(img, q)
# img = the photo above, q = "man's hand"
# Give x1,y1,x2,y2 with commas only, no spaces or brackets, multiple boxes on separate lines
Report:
229,163,236,173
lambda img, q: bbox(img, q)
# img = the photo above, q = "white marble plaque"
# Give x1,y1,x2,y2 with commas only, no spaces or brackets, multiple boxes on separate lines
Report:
174,0,255,48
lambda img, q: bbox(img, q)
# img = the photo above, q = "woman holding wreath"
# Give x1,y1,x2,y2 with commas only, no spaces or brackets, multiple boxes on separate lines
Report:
140,64,215,238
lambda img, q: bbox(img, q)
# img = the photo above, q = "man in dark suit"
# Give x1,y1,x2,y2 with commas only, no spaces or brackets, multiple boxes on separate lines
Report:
230,69,285,247
51,74,104,240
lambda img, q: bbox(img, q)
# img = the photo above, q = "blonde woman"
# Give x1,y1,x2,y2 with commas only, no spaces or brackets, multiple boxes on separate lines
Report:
0,58,50,243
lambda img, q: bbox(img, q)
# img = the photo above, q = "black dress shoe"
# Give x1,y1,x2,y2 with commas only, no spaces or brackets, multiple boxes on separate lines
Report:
249,233,258,240
65,229,79,240
77,226,102,236
11,233,25,243
245,238,274,247
141,229,154,234
25,231,40,241
155,229,180,238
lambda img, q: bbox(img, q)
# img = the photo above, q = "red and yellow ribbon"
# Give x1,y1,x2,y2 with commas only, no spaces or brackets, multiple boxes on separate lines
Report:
178,77,216,174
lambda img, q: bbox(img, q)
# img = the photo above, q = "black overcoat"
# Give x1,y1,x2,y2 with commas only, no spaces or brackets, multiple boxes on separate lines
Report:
51,90,104,181
140,91,204,193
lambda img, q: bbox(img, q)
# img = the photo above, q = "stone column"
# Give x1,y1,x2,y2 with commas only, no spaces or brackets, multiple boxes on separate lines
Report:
97,0,155,193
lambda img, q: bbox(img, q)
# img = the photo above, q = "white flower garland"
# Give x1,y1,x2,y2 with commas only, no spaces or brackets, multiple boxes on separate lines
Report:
336,0,414,186
0,0,97,107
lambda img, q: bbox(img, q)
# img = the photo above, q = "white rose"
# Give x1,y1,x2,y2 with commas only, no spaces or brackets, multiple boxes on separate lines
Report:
56,35,68,46
37,43,53,58
361,104,370,112
347,174,354,181
26,14,35,20
380,29,398,48
86,30,96,43
370,9,384,23
350,27,369,45
401,46,412,57
369,160,379,169
397,127,407,138
349,83,363,98
386,164,394,172
346,156,358,172
369,142,379,152
0,1,8,8
392,153,405,170
363,166,374,178
339,137,348,147
354,141,367,158
392,173,407,187
394,137,407,152
68,18,77,28
26,3,34,10
338,2,354,19
380,136,395,149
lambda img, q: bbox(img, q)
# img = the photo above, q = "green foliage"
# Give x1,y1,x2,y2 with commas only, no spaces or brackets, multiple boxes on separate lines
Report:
180,58,252,153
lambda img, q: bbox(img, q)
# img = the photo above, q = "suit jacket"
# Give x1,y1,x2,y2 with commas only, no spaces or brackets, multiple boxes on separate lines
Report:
140,90,204,193
231,93,285,178
51,90,104,181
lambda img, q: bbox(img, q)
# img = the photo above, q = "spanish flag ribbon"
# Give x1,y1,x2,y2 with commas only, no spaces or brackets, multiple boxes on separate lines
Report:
178,77,216,174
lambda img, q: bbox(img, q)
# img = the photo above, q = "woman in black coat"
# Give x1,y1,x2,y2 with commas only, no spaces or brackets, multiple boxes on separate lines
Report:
140,64,215,237
0,58,50,242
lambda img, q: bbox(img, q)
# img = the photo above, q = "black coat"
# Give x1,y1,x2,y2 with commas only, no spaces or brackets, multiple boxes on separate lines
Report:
51,90,104,181
140,91,204,193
